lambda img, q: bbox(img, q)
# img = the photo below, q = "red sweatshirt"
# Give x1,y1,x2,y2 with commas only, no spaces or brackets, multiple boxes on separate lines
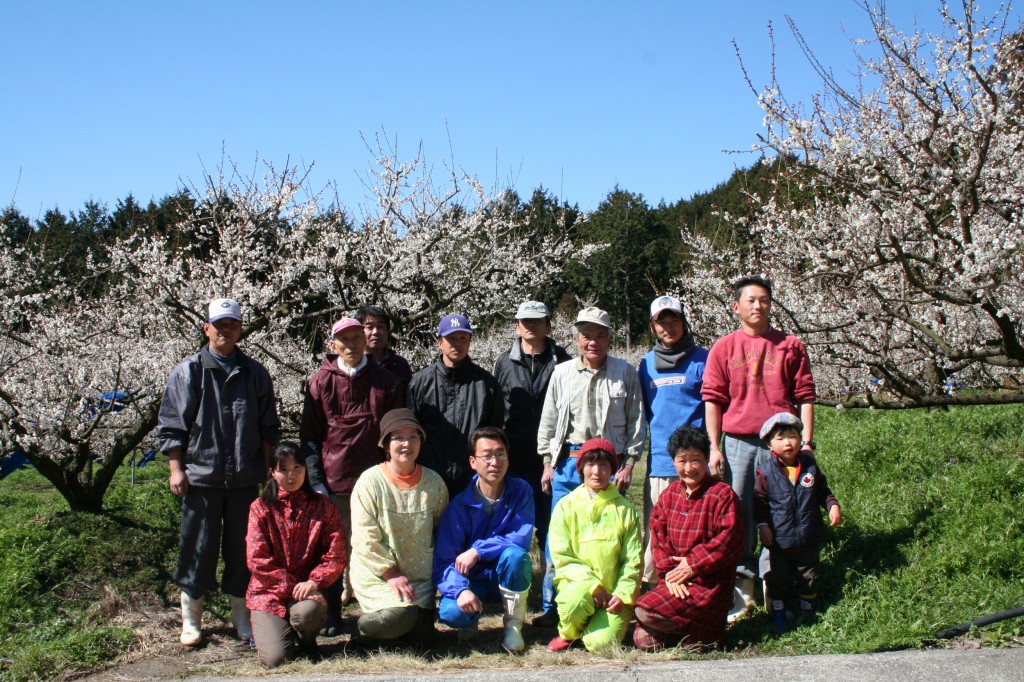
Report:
701,328,816,437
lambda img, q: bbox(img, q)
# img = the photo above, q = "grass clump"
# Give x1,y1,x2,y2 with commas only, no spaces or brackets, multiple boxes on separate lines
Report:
0,461,179,681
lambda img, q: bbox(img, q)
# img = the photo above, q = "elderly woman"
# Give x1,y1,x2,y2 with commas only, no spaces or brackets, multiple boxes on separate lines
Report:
632,426,745,651
546,437,642,652
349,408,449,647
245,442,346,668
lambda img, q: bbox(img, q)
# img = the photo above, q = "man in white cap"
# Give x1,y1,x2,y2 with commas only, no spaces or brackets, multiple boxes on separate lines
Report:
492,301,571,591
157,298,281,646
408,313,504,498
637,295,709,587
532,306,645,626
300,316,404,636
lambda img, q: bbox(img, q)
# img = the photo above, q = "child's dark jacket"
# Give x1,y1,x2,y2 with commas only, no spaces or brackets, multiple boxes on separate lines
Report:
754,452,838,550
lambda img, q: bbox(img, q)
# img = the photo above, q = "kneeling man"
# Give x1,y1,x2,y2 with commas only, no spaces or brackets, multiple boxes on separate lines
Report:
433,427,534,652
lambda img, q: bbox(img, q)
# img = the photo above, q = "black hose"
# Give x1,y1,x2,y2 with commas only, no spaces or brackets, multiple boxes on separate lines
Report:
935,606,1024,639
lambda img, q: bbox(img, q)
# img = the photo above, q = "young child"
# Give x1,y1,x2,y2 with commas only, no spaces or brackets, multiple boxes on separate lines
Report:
753,413,842,633
246,442,346,668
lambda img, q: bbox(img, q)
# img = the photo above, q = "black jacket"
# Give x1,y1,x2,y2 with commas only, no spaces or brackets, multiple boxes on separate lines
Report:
492,338,572,471
407,357,504,493
754,452,838,550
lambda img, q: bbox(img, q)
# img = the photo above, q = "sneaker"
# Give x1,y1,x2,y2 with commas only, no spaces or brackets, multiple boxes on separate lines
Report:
546,635,575,652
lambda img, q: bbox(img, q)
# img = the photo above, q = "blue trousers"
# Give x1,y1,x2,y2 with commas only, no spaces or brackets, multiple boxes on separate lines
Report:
542,455,580,612
722,434,768,580
438,546,532,629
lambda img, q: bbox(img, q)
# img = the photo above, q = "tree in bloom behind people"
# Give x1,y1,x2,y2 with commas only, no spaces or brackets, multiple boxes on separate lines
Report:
679,1,1024,408
0,144,581,513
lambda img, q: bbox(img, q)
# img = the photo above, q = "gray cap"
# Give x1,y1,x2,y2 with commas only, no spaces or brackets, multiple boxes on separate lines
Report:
574,306,612,330
516,301,550,319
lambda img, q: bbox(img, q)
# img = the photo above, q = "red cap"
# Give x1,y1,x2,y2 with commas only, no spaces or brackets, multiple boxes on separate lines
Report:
576,437,618,474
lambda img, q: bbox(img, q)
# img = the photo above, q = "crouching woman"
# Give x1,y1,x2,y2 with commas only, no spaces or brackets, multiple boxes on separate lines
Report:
547,437,642,652
245,442,346,667
632,426,745,651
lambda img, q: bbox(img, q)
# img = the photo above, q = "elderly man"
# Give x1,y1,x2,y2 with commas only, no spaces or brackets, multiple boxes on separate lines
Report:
355,305,413,396
702,276,817,620
301,316,404,635
433,427,534,652
157,298,281,646
492,300,571,568
637,295,709,587
533,306,645,626
408,313,504,497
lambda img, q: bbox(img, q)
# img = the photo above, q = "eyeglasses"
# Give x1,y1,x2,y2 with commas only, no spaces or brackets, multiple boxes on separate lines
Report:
473,453,508,463
390,435,422,444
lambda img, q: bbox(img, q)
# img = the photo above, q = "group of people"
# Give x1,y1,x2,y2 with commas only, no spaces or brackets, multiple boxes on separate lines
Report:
156,276,843,668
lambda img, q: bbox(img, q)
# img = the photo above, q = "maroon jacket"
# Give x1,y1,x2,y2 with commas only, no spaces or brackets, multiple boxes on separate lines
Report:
300,356,404,495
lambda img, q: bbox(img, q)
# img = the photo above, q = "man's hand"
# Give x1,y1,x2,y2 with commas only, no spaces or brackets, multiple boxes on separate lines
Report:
758,525,775,547
541,462,554,494
456,589,482,614
708,448,725,479
829,505,844,527
382,567,416,602
455,548,479,576
613,462,634,493
169,468,190,497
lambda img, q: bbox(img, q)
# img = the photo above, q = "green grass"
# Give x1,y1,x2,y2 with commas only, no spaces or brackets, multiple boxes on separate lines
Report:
0,405,1022,679
0,460,180,681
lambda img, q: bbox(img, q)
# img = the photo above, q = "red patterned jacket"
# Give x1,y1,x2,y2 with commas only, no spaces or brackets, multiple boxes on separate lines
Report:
245,488,346,618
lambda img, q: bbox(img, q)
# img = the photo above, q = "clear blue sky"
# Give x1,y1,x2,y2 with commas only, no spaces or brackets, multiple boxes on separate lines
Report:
2,1,1012,219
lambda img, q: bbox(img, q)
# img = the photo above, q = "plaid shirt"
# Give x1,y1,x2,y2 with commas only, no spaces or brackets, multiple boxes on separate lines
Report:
245,488,346,618
636,477,744,646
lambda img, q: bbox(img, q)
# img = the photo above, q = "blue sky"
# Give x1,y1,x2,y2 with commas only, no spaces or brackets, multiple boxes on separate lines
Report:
3,1,1012,219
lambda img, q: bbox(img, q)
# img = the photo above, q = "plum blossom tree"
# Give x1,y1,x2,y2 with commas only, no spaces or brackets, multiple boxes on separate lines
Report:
0,145,581,511
679,0,1024,407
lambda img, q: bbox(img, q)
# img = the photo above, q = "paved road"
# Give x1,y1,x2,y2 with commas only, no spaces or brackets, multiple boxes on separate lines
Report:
188,647,1023,682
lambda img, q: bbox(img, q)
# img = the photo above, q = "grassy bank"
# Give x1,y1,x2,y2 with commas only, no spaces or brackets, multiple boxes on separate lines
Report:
0,404,1021,679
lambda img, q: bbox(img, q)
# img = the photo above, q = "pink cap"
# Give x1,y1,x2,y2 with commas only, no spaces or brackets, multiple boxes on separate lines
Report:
330,317,362,337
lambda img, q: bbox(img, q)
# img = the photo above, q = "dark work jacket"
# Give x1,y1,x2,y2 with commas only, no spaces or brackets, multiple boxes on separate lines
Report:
407,357,504,493
300,355,403,495
375,349,414,397
157,346,281,489
492,338,572,472
754,452,838,550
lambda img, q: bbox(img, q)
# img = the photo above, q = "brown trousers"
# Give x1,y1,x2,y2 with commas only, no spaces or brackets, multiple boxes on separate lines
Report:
251,599,325,668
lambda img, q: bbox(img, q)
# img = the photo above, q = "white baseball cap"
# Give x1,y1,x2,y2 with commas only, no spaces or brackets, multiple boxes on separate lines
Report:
208,298,242,323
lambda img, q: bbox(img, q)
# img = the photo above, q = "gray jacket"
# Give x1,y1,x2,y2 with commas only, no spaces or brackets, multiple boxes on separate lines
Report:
157,346,281,489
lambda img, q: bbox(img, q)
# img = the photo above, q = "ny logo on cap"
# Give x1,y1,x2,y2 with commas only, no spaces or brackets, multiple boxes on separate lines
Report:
450,317,460,326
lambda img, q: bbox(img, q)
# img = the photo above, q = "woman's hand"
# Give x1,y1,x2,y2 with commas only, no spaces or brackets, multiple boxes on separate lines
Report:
592,584,611,609
665,556,695,584
292,580,320,601
382,567,416,602
666,580,691,600
606,595,624,614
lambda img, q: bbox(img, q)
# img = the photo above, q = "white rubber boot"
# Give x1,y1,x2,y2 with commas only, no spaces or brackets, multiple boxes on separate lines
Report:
180,592,204,646
499,586,529,653
230,595,252,641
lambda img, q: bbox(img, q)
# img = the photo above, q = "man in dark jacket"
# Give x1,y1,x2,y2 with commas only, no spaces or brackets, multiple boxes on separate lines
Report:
157,298,281,647
355,305,414,396
408,313,504,497
300,316,404,634
492,301,570,567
